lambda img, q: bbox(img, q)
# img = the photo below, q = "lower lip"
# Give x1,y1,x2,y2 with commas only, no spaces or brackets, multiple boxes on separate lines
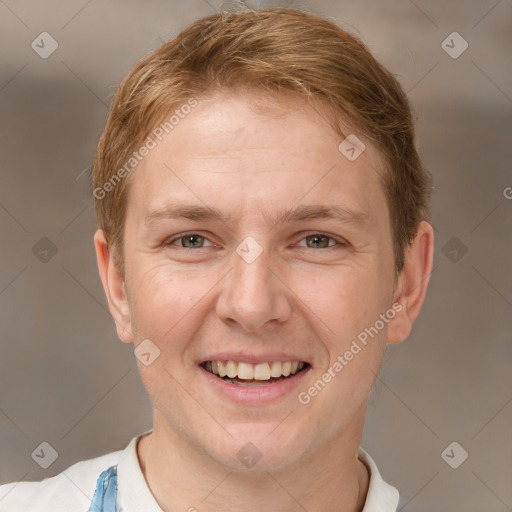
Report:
198,365,311,405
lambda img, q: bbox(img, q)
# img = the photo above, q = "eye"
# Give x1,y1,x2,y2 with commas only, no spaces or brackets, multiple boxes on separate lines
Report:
165,233,214,249
163,232,347,250
296,233,346,249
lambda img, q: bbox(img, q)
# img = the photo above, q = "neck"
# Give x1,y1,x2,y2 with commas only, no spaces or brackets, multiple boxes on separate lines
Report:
138,410,369,512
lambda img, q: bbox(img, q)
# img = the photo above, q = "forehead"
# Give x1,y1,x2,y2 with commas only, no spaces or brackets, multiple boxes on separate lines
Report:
126,91,389,227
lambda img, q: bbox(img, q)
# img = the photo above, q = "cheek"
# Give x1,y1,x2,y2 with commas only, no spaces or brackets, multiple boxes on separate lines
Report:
127,265,181,339
294,267,380,335
127,263,218,348
296,263,392,377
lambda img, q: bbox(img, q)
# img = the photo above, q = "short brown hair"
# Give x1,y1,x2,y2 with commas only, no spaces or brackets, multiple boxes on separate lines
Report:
92,7,431,274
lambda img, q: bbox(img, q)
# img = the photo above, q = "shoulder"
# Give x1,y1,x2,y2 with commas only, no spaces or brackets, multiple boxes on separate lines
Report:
0,448,123,512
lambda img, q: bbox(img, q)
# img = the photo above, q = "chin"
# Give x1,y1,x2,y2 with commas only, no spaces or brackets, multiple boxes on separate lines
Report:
205,422,310,473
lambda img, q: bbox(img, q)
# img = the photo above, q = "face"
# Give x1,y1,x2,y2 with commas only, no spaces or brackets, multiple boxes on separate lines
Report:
108,91,402,472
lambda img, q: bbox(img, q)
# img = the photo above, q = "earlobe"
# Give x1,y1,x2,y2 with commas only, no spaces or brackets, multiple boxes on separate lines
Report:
386,221,434,344
93,229,133,344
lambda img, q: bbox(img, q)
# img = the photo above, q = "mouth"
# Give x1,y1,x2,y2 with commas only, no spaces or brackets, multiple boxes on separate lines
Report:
200,360,311,387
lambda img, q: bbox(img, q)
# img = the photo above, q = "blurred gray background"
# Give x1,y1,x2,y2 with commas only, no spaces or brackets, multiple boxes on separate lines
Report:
0,0,511,510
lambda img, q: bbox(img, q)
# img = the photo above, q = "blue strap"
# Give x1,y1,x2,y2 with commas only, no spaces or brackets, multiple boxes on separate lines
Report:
88,465,118,512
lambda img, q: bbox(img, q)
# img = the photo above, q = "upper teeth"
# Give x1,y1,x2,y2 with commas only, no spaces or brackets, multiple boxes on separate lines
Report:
204,361,305,380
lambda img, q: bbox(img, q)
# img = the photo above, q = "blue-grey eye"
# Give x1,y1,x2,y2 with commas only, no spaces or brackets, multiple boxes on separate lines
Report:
180,234,206,248
304,234,335,248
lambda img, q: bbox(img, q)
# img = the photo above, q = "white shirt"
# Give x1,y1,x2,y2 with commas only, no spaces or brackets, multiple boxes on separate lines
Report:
0,433,399,511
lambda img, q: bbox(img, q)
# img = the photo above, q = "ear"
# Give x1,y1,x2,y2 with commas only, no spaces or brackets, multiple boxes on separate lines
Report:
94,229,133,344
386,221,434,344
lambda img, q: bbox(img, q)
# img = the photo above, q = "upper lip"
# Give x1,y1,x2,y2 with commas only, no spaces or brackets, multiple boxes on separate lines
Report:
199,352,310,365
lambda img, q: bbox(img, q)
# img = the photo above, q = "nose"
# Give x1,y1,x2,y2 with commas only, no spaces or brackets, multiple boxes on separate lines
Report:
215,242,293,334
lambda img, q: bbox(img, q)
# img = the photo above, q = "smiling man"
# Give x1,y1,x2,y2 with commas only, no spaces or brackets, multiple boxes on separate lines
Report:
0,7,433,512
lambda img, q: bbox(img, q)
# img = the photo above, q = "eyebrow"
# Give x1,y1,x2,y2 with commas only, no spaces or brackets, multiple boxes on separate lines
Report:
143,203,369,229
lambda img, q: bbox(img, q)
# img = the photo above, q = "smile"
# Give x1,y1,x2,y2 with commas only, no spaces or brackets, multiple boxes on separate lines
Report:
201,360,310,387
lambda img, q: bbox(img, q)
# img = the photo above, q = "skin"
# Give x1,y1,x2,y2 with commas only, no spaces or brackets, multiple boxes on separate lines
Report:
95,90,433,512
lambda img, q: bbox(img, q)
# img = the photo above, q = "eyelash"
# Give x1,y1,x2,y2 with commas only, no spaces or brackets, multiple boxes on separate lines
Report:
163,232,348,250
